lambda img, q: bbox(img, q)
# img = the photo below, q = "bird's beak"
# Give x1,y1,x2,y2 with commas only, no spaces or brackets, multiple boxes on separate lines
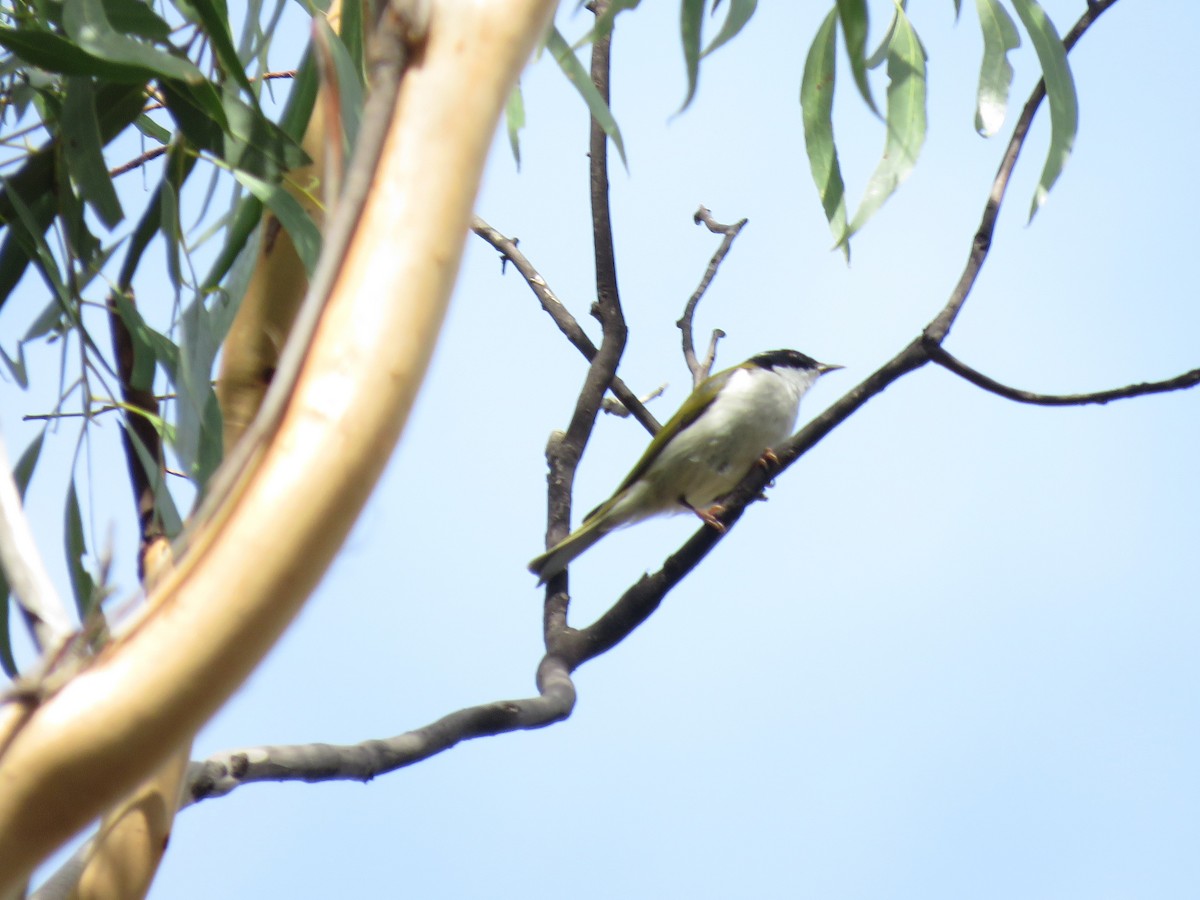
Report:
817,362,844,374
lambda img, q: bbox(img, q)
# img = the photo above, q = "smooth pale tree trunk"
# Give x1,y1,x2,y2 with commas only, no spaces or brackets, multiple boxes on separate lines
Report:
0,0,558,891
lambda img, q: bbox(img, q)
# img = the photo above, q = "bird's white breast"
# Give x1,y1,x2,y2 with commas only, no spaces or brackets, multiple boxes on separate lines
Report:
638,364,820,512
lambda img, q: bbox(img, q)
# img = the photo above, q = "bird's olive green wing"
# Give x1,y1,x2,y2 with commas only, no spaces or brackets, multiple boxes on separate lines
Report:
583,366,734,522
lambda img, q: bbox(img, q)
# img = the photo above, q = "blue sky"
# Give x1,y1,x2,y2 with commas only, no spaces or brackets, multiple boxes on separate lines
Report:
4,1,1199,897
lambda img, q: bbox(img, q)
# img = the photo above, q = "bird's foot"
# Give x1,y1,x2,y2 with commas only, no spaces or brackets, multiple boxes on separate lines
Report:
757,448,781,471
694,504,727,533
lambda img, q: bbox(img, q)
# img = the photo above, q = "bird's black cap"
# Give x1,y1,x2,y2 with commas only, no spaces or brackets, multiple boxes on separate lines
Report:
749,349,832,372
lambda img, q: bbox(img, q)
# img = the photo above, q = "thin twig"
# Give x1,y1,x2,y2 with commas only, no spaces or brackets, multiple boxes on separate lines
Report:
470,216,659,434
678,205,746,385
926,343,1200,406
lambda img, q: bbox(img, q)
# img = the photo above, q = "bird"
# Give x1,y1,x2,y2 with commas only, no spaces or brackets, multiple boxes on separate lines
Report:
528,349,842,583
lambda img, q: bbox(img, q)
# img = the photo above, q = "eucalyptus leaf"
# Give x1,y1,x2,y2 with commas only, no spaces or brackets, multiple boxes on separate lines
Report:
679,0,704,110
62,77,124,228
506,82,525,168
702,0,756,58
836,0,878,115
545,27,626,166
62,0,204,83
0,429,46,676
839,1,926,246
1009,0,1077,218
973,0,1020,137
233,170,322,276
799,7,849,259
64,478,96,618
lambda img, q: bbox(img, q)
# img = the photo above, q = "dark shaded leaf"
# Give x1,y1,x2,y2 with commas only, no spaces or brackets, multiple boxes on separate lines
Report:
101,0,172,40
63,0,204,83
799,7,848,259
679,0,704,110
62,77,124,227
160,79,309,180
173,0,256,98
64,477,96,619
0,26,153,80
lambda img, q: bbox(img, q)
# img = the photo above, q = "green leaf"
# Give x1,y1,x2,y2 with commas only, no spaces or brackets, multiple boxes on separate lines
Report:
64,478,96,619
160,79,309,180
575,0,642,50
0,429,46,676
63,0,204,83
317,17,364,153
233,170,322,275
160,178,182,291
1009,0,1077,218
952,0,962,18
702,0,756,58
679,0,704,111
545,27,626,165
101,0,172,40
62,77,124,228
506,82,525,169
799,8,848,259
839,1,926,246
836,0,878,115
172,0,256,99
109,292,158,391
134,113,172,144
864,8,897,70
175,294,225,486
0,26,152,80
973,0,1020,137
118,144,196,289
124,416,183,538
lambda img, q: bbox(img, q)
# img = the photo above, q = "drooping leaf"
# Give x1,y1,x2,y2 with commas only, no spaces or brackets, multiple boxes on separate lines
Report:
172,0,256,98
973,0,1020,137
864,7,897,70
317,16,364,154
233,170,322,275
160,79,309,180
109,292,158,391
61,77,124,228
0,26,152,80
64,477,96,619
575,0,642,50
679,0,704,110
839,1,926,246
124,416,183,538
1008,0,1077,218
702,0,756,58
799,8,848,259
545,27,626,165
835,0,878,114
160,178,182,291
0,429,46,675
174,294,225,486
506,82,525,168
134,113,172,144
100,0,173,40
62,0,204,83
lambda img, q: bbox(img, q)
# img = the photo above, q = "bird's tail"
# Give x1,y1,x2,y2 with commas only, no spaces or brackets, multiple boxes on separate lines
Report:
527,516,611,584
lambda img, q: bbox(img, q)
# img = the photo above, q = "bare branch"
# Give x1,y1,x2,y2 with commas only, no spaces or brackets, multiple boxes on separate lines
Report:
470,216,659,434
678,205,746,385
926,343,1200,406
161,0,1135,810
537,0,629,612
